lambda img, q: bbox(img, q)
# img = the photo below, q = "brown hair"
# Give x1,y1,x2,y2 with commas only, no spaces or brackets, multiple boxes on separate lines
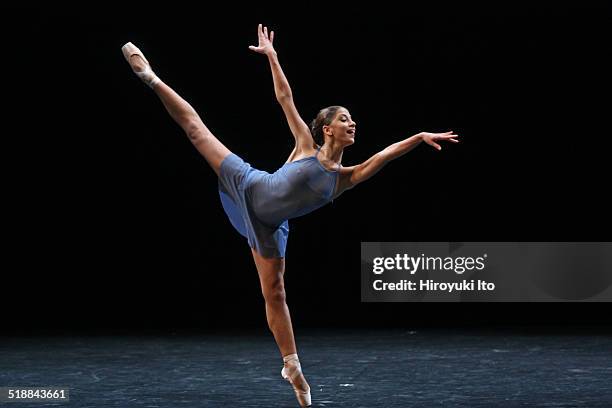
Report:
310,106,345,146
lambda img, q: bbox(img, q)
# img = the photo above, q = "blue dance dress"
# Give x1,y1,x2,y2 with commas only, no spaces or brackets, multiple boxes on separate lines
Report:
218,146,340,258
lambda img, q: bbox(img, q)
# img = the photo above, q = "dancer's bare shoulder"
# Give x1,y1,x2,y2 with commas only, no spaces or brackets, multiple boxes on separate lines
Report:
332,165,358,198
285,146,318,163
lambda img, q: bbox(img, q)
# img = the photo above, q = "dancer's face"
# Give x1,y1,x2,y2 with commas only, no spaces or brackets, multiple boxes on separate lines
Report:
323,109,356,146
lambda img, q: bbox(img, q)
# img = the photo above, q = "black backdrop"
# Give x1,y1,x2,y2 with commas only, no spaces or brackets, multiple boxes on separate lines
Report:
3,5,611,332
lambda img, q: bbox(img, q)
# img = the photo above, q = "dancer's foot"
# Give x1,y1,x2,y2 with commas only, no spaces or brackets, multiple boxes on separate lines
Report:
281,354,311,407
121,42,160,88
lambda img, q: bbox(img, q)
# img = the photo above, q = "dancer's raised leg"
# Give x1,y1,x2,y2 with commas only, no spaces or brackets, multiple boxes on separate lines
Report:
251,248,311,406
122,42,230,176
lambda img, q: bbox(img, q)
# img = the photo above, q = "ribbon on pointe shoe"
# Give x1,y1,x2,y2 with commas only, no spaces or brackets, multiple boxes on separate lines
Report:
281,354,312,407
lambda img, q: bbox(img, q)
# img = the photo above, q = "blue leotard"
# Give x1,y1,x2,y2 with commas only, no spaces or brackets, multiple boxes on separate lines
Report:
218,146,340,258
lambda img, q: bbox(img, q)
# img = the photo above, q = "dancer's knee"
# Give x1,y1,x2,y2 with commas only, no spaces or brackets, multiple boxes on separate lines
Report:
263,281,287,304
185,121,209,143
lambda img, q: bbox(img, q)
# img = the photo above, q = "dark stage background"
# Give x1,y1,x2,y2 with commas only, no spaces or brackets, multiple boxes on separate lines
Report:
2,5,611,333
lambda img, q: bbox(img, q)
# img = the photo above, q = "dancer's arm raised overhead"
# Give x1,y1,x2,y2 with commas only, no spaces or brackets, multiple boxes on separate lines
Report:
336,131,460,194
249,24,315,155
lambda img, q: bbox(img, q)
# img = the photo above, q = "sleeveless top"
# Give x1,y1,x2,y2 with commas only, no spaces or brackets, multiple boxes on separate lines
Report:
218,146,340,258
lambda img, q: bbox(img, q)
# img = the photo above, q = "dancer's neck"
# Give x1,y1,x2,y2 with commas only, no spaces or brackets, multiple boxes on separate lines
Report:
319,143,343,169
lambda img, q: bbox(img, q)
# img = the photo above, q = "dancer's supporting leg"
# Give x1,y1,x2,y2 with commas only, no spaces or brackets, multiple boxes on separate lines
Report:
122,43,230,176
251,248,311,405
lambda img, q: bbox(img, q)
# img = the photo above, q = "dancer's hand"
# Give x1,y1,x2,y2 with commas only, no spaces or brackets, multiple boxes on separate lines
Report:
249,24,276,56
420,131,459,151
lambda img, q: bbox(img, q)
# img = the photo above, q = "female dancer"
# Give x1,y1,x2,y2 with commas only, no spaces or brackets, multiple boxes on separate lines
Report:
122,24,458,407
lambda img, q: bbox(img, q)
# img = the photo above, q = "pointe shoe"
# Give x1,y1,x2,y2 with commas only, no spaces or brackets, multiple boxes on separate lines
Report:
281,355,311,407
121,42,160,88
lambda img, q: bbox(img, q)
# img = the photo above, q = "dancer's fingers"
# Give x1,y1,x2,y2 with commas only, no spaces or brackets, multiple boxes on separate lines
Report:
264,26,268,39
270,30,274,43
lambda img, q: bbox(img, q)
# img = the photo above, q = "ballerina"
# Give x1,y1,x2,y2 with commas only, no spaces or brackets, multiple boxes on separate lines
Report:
122,23,458,407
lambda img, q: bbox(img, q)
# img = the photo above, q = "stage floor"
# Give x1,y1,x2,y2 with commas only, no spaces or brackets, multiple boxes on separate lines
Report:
1,328,611,407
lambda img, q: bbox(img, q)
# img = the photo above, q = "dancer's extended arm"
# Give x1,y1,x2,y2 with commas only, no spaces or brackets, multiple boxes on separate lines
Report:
336,132,459,192
249,24,314,152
